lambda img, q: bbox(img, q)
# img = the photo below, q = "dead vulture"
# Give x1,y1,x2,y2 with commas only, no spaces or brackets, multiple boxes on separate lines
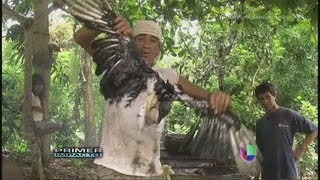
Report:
59,0,262,177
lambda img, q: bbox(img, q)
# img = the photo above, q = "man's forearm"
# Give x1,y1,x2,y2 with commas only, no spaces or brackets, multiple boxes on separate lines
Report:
177,75,210,101
300,131,318,149
184,84,210,101
74,27,101,56
74,27,100,45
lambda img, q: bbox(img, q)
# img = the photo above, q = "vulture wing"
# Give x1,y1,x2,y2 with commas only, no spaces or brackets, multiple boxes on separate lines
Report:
58,0,176,106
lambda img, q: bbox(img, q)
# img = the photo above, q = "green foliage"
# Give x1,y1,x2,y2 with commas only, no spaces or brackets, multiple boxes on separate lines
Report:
6,0,33,16
165,101,199,134
49,79,84,147
261,0,318,32
293,100,318,179
2,38,27,152
72,158,84,170
269,19,318,108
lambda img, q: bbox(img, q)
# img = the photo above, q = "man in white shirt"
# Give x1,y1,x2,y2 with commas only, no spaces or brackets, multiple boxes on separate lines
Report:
74,17,231,179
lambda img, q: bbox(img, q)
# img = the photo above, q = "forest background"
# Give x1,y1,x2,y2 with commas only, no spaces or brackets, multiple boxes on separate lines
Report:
2,0,318,179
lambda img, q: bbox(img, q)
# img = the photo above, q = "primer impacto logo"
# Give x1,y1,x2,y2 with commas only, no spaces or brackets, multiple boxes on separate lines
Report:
53,147,103,158
240,144,256,162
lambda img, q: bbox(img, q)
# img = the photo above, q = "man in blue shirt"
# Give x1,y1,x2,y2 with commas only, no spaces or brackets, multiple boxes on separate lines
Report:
254,82,317,180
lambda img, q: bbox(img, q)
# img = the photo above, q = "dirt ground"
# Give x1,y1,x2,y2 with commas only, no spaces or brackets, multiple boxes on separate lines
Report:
5,152,247,180
3,152,98,180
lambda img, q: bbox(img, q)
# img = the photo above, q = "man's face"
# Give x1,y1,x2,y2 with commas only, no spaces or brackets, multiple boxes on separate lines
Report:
134,34,161,67
257,92,277,113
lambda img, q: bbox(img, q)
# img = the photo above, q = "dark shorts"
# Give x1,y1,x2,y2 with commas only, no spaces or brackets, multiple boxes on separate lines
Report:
96,165,164,180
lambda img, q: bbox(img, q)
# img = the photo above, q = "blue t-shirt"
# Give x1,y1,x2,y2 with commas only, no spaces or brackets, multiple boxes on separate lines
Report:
256,107,317,180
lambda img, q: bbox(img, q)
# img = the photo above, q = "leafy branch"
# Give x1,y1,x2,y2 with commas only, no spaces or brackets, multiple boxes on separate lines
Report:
2,3,27,24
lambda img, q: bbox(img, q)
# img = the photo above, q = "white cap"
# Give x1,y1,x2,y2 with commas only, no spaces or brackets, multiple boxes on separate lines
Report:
132,20,162,41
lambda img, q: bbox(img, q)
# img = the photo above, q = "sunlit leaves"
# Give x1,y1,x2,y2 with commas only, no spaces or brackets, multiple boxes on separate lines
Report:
261,0,318,33
4,0,34,17
49,17,74,49
2,40,25,151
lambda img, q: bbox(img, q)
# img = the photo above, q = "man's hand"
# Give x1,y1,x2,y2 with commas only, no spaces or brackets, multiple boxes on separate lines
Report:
209,91,231,115
114,16,132,36
293,145,307,161
293,131,318,161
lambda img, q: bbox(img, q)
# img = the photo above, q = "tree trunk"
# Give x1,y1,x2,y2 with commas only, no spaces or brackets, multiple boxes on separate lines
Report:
217,47,225,91
32,0,52,169
72,91,81,124
81,51,97,147
23,21,45,180
4,0,55,178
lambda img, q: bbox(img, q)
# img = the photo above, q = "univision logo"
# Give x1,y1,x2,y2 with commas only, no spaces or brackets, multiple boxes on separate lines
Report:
240,144,256,162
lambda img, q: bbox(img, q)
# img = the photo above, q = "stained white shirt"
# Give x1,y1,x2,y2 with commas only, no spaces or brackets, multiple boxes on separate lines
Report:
94,68,179,176
32,93,43,122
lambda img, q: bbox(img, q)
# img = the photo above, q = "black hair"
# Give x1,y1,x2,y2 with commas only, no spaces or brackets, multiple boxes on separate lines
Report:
32,73,45,101
254,82,276,98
